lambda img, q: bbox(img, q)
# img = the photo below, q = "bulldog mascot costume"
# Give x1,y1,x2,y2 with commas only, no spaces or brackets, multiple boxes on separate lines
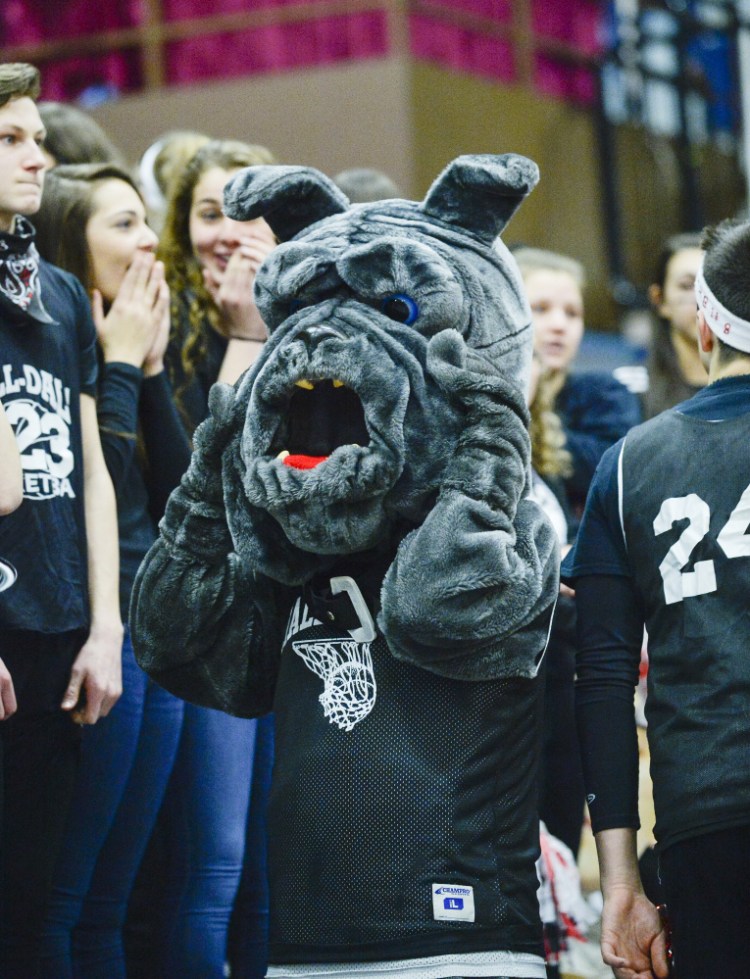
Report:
132,154,559,979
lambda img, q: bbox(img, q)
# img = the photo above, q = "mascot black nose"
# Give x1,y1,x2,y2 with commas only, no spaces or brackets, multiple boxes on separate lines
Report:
298,325,346,349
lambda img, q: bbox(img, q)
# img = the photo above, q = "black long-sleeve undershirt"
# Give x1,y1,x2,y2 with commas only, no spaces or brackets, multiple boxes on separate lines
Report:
139,371,192,526
97,362,190,616
574,573,644,835
97,362,141,488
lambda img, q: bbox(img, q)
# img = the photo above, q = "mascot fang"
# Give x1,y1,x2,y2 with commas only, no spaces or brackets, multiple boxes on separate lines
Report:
132,154,559,978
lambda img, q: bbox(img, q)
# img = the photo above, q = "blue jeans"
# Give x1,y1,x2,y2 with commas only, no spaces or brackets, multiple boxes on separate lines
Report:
229,712,275,979
39,629,184,979
161,702,258,977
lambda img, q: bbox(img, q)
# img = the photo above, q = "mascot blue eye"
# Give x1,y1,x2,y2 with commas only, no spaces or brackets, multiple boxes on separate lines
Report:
381,294,419,325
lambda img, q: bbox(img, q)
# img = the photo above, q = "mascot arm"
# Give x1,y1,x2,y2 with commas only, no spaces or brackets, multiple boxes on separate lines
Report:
380,331,560,681
130,386,279,717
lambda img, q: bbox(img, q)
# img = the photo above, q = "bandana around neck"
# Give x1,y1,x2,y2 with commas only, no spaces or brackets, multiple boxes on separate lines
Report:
0,215,54,324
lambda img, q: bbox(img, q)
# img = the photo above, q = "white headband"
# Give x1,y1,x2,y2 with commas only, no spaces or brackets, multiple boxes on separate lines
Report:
695,262,750,354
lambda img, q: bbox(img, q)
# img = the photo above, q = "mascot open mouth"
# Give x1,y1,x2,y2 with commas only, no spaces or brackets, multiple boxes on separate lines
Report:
274,380,370,470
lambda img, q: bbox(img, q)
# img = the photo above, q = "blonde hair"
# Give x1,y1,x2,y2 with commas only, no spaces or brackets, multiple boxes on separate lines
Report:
513,246,586,289
529,367,572,479
152,131,211,200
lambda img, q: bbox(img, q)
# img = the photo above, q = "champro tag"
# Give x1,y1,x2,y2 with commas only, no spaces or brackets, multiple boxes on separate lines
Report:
432,883,475,922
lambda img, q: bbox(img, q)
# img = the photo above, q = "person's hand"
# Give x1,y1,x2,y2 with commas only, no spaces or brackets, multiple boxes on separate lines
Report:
0,657,17,720
143,278,171,378
61,623,123,725
203,236,274,341
92,252,165,369
600,886,669,979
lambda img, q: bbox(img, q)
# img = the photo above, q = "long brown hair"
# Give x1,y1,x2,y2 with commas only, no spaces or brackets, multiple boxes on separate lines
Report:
33,161,143,292
158,139,275,398
644,232,703,419
33,162,147,447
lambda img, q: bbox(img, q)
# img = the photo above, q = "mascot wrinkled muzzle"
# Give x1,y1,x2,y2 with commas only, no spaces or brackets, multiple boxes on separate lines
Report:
221,154,539,561
131,151,561,714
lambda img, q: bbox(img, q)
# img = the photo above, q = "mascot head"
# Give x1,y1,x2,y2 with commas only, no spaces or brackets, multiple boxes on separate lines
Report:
218,154,538,584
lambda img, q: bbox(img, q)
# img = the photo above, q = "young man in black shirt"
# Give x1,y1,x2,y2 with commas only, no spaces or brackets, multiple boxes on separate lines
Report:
563,219,750,979
0,62,122,976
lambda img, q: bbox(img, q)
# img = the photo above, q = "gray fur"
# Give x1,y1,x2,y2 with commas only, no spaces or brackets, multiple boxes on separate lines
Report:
130,154,559,713
223,164,348,242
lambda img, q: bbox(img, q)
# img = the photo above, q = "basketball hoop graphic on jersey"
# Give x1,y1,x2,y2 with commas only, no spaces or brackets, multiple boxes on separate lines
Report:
292,637,376,731
290,576,378,731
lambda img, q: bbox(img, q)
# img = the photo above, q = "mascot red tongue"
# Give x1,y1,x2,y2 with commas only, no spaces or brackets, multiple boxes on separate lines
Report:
283,453,327,469
132,155,560,979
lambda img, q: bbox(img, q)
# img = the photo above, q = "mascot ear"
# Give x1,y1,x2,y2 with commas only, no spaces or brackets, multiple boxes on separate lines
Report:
421,153,539,243
223,165,349,242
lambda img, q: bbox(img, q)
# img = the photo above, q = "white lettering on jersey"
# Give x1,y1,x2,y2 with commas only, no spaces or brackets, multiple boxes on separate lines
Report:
0,558,18,593
3,365,75,502
653,482,750,604
654,494,717,605
283,597,322,645
716,482,750,558
1,364,71,422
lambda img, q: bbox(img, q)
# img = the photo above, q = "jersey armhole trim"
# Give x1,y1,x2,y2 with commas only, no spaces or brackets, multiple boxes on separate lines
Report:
617,439,627,555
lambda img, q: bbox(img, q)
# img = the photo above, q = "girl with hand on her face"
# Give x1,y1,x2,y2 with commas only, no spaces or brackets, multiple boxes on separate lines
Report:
33,162,189,979
142,139,277,979
160,139,277,428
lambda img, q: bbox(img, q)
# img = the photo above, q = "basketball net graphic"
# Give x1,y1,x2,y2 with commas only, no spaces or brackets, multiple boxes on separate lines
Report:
290,576,378,731
292,638,376,731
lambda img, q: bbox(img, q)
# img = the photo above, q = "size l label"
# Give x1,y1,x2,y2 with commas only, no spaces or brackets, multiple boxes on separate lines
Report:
432,883,475,922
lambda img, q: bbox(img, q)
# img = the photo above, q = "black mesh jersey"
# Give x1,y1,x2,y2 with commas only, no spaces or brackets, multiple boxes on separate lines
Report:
620,409,750,850
267,564,545,966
